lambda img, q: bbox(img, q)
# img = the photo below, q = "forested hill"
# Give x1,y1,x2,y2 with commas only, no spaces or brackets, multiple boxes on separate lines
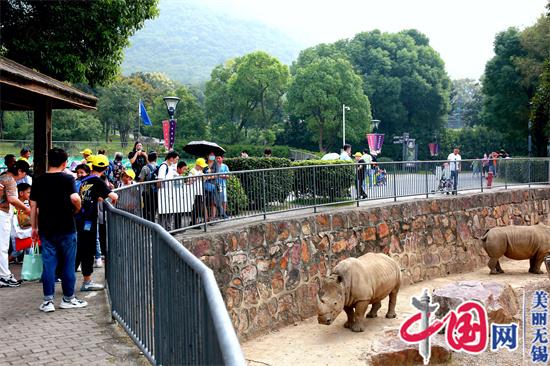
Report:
121,0,304,85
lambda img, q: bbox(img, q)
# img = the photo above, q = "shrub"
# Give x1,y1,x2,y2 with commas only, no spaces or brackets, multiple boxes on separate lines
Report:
226,176,248,215
225,157,293,210
224,144,291,158
291,160,355,201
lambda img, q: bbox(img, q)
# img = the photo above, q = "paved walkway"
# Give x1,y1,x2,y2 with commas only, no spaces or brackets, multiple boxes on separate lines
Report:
0,265,148,366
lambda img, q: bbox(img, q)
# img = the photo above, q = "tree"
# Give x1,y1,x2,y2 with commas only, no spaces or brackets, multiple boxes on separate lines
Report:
205,51,290,144
293,29,451,158
52,110,102,141
287,57,372,152
97,82,140,147
482,28,531,155
448,79,483,128
0,0,159,86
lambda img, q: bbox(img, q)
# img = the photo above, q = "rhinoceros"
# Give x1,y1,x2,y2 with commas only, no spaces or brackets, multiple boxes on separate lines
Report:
481,223,550,275
317,252,401,332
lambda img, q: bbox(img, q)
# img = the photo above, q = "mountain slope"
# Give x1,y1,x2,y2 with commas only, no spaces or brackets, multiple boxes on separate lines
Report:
122,0,303,84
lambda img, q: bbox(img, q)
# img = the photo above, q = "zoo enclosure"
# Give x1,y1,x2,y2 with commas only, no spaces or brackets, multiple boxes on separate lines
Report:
114,158,550,234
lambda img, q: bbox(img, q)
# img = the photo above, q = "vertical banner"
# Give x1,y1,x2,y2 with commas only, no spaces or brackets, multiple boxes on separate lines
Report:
162,120,170,149
366,133,385,154
169,119,177,150
428,143,440,157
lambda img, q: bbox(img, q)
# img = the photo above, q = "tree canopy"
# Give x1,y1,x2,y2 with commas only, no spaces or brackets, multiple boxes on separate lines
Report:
287,57,371,151
0,0,159,86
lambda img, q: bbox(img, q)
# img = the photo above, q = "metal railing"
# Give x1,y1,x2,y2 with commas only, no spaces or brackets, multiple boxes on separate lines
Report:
105,202,245,366
114,158,550,233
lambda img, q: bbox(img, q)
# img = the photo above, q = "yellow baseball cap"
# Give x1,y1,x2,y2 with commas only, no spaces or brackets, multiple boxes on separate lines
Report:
91,154,109,168
80,148,93,155
354,152,362,157
123,169,136,180
195,158,208,168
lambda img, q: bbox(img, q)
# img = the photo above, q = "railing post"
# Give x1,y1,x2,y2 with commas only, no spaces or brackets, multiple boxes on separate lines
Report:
262,170,267,220
355,163,360,207
202,176,207,232
504,159,508,190
425,162,429,198
480,161,484,193
528,158,531,187
392,164,397,202
313,166,317,213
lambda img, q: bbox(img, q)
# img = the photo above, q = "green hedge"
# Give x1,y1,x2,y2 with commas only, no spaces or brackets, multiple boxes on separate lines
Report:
291,160,355,201
226,176,248,215
225,157,293,210
224,144,291,158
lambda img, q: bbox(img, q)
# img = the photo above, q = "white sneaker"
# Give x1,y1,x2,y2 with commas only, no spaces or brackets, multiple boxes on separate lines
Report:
39,300,55,312
59,297,88,309
94,258,103,268
76,265,81,272
81,281,104,291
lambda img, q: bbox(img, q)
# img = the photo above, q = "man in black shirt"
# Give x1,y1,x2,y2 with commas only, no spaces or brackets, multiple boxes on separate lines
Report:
75,154,118,291
31,148,87,312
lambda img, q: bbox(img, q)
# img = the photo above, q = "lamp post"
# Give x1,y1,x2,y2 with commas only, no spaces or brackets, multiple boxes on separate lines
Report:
371,119,381,131
163,96,180,120
342,104,350,146
162,96,180,150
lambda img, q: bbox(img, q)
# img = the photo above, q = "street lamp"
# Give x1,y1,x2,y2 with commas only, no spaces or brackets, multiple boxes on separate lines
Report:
342,104,350,146
371,119,381,131
163,96,181,120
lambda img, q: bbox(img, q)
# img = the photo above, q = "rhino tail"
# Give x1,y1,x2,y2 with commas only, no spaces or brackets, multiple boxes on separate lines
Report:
480,229,490,243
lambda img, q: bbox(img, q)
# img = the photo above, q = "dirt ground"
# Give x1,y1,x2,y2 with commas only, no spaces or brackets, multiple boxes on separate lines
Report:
242,259,549,366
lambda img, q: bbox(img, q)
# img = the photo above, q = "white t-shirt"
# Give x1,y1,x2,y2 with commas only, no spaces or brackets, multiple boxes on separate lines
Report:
447,153,462,172
157,162,178,180
339,151,352,161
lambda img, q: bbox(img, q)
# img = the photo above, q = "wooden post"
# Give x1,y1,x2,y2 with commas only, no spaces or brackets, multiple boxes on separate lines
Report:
33,98,52,176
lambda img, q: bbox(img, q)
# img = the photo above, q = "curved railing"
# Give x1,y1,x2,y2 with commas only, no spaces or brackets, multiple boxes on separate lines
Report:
114,158,550,234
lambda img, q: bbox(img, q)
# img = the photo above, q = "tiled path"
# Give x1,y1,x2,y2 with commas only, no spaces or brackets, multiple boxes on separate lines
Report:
0,265,148,365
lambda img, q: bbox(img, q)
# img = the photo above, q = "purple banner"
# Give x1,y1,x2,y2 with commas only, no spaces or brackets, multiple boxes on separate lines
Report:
366,133,385,154
428,143,440,157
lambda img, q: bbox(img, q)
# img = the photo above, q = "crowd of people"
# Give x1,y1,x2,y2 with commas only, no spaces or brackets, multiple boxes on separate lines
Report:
0,147,119,313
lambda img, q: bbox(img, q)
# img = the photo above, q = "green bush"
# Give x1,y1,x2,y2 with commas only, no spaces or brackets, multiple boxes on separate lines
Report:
225,157,293,210
498,159,549,184
291,160,355,201
226,176,248,215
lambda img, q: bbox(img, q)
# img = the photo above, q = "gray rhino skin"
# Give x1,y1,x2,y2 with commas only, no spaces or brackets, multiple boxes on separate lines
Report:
481,223,550,275
317,252,401,332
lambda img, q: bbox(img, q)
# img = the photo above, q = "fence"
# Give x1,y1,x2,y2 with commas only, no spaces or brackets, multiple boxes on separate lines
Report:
104,202,245,366
114,158,550,234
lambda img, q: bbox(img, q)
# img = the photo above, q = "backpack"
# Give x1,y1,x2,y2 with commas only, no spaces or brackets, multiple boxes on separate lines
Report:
145,162,168,181
74,174,94,194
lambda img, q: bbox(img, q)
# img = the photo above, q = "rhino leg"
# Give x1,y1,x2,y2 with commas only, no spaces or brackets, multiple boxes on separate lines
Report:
528,257,544,274
386,289,398,318
488,258,500,275
496,260,505,274
350,301,369,332
366,301,381,318
343,306,355,328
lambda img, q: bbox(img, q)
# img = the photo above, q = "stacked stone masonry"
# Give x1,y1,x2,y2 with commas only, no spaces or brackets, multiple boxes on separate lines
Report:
175,188,550,341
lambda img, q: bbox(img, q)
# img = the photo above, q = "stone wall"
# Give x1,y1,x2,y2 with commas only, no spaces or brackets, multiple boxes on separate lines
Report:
175,188,550,341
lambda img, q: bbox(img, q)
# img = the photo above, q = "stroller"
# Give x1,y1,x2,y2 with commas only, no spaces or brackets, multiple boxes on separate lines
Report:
433,164,454,194
375,168,387,186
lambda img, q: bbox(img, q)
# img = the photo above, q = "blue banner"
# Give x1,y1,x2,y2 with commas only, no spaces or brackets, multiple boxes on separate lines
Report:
139,100,152,126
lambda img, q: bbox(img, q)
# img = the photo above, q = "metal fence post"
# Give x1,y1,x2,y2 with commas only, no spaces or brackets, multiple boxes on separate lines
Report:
313,166,317,213
504,159,508,190
392,164,397,202
425,162,429,198
262,170,267,220
355,163,360,207
480,164,484,193
528,158,531,187
202,176,208,232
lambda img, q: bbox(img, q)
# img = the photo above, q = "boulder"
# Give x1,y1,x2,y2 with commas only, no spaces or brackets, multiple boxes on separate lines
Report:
432,280,518,324
368,329,452,365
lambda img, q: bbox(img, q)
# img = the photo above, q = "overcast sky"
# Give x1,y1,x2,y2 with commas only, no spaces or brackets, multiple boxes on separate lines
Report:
201,0,547,80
